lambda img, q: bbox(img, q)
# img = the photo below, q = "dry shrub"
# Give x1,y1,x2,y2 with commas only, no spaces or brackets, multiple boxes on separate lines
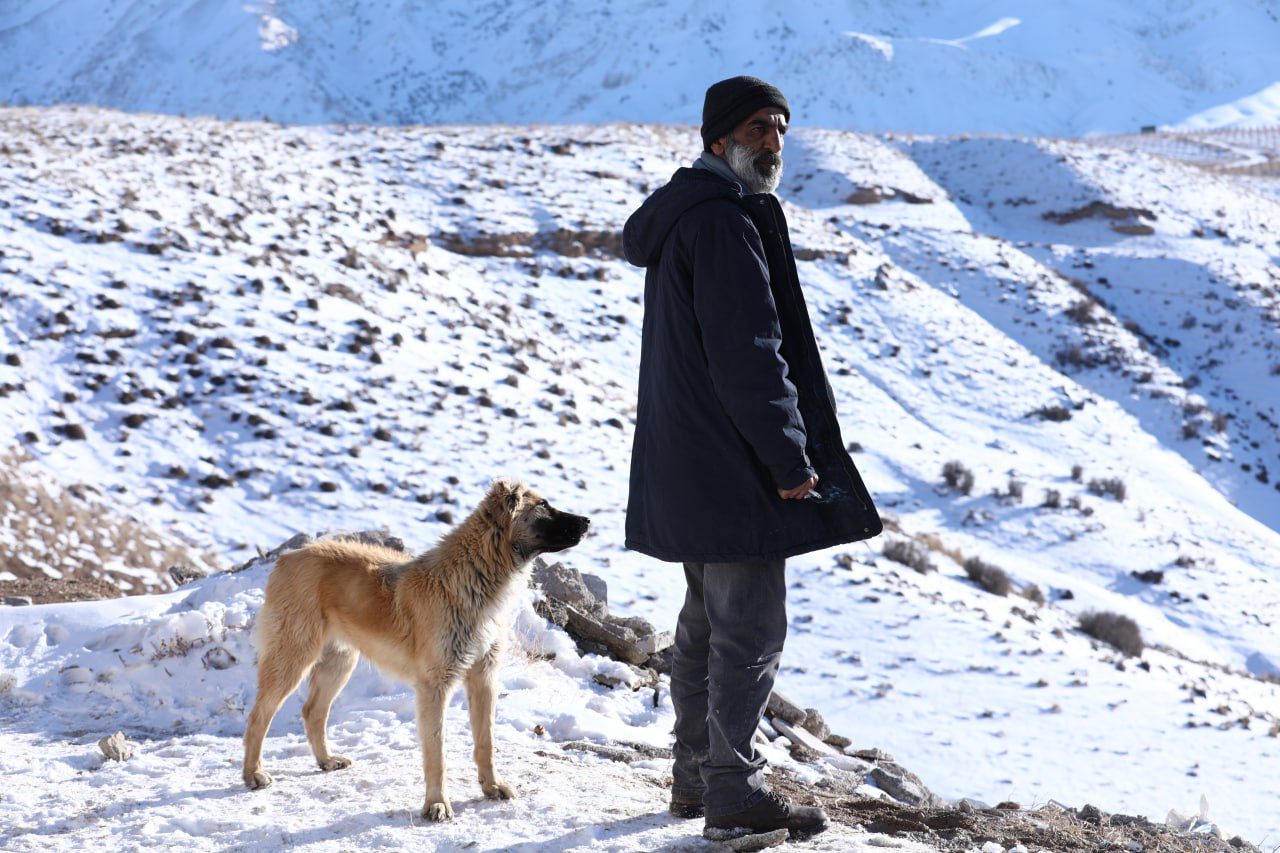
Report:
883,539,935,574
1079,610,1144,657
1030,404,1072,422
1022,584,1046,605
963,557,1012,596
0,447,215,593
1087,477,1127,502
942,461,975,495
918,532,965,567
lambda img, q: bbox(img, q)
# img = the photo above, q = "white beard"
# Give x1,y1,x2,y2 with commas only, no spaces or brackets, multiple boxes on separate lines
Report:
724,136,783,194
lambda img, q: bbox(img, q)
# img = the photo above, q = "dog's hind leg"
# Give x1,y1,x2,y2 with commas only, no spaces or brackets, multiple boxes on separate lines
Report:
302,642,359,772
415,679,456,821
242,616,324,790
465,649,514,801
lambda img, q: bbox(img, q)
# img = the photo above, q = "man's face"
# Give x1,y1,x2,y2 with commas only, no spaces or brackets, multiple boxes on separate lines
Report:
712,107,787,194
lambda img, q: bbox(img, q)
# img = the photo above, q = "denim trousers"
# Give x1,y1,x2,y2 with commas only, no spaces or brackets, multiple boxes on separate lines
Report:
669,559,787,817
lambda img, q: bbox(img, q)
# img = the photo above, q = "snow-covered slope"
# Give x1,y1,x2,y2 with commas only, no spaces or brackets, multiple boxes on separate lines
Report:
2,1,1280,134
2,105,1280,841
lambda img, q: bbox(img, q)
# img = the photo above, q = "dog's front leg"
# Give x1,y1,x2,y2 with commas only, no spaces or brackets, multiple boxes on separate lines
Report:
415,680,454,821
465,652,514,800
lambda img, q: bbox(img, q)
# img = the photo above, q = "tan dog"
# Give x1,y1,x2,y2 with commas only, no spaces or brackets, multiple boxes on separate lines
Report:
241,479,590,820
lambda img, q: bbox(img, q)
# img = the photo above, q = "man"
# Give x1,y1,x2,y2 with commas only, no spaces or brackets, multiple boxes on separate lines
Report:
622,76,882,837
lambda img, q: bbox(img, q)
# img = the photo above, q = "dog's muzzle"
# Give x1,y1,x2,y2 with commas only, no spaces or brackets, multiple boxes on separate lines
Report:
538,513,590,553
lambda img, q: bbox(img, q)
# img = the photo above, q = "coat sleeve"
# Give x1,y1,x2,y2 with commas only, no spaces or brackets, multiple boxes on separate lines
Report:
690,207,815,490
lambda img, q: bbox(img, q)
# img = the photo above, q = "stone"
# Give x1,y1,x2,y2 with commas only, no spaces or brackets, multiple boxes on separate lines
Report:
331,530,405,552
645,646,673,675
868,761,946,809
606,614,654,636
703,827,789,851
270,532,313,556
850,747,895,762
563,606,649,665
765,690,807,725
800,708,830,741
771,718,836,756
202,646,237,670
581,572,608,608
636,630,674,656
533,561,606,618
168,564,206,586
4,596,33,606
98,731,133,761
824,733,852,749
561,741,636,762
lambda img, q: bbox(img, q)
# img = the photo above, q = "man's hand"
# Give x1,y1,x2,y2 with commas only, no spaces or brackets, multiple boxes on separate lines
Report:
778,474,819,500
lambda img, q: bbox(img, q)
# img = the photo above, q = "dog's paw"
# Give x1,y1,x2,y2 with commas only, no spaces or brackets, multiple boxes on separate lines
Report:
423,800,454,821
482,781,516,800
318,755,352,772
244,770,274,790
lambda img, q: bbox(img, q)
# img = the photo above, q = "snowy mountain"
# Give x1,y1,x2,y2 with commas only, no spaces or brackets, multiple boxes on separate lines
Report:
2,105,1279,841
2,1,1280,134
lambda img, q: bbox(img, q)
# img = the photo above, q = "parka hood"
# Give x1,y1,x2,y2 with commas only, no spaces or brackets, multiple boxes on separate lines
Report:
622,167,741,268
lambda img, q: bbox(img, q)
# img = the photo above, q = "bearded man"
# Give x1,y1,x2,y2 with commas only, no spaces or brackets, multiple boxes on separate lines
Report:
622,76,882,837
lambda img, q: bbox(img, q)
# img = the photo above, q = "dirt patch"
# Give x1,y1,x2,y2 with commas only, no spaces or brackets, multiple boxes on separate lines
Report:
0,575,126,604
768,769,1257,852
1043,201,1156,225
438,227,623,259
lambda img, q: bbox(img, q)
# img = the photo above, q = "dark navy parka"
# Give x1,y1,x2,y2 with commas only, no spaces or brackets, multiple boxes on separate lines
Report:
623,164,882,563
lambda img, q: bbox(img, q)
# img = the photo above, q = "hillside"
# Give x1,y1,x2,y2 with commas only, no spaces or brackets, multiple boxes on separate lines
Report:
1,105,1279,841
2,1,1280,134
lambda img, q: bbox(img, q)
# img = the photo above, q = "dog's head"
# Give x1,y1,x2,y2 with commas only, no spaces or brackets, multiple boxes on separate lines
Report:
484,479,590,563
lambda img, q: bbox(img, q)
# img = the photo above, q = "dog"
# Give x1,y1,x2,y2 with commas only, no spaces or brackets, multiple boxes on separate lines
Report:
241,478,590,820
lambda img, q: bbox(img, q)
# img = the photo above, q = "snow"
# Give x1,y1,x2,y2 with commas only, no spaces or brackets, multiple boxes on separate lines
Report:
0,556,931,852
1,103,1279,845
1,1,1279,134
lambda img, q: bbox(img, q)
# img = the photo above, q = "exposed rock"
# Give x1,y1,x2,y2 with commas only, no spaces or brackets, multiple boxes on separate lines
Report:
168,564,206,586
606,614,653,636
868,761,946,809
560,741,637,762
824,733,852,750
533,558,606,618
98,731,134,761
703,827,789,851
765,689,807,725
645,646,673,675
850,747,895,762
771,717,836,756
4,596,33,606
636,630,674,656
581,571,608,608
800,708,830,741
329,530,405,552
563,605,649,665
201,646,236,670
269,532,313,556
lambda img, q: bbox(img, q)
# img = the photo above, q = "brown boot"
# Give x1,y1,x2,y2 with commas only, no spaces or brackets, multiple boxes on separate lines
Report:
669,792,705,819
704,789,829,837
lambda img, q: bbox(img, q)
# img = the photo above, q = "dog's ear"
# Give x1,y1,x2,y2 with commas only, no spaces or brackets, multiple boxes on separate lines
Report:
489,478,523,516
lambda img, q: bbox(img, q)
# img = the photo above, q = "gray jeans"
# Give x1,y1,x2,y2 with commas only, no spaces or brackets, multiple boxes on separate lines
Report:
670,559,787,817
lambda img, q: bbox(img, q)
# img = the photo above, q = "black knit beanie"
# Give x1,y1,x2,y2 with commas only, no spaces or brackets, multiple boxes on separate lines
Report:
700,76,790,151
